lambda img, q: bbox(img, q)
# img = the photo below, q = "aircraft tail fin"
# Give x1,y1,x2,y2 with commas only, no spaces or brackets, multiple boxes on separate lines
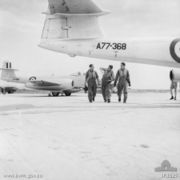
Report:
40,0,109,40
0,61,18,81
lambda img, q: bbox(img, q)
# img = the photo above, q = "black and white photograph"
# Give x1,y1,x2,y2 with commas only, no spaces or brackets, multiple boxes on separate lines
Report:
0,0,180,179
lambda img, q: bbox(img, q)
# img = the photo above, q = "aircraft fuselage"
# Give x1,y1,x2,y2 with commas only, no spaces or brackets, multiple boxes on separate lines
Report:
40,38,180,68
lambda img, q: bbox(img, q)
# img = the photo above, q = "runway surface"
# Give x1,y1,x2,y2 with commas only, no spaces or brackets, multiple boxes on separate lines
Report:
0,92,180,180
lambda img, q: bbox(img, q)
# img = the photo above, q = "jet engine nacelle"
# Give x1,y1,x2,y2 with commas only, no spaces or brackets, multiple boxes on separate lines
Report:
60,79,74,90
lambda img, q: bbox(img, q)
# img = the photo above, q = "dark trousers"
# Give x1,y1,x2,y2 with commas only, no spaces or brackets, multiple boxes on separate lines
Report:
102,84,111,101
117,82,128,102
88,84,97,102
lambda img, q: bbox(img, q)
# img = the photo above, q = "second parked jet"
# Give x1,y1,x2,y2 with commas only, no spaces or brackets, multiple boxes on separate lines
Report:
0,61,85,96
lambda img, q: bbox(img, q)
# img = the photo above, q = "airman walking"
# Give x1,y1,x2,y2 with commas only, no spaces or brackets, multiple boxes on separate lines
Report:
101,65,115,103
114,62,131,103
85,64,99,103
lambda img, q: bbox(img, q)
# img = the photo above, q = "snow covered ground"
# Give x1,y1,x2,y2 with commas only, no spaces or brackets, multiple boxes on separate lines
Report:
0,92,180,180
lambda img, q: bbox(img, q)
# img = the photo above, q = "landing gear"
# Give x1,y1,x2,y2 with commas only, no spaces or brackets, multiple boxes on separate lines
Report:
49,92,60,97
52,92,60,97
48,91,71,97
1,88,6,95
64,91,71,96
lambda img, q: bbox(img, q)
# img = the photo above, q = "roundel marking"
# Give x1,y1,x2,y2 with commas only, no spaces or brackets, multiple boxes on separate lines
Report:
29,76,37,81
170,38,180,63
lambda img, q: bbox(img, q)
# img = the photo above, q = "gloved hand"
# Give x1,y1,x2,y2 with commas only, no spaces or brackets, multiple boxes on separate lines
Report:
84,85,88,93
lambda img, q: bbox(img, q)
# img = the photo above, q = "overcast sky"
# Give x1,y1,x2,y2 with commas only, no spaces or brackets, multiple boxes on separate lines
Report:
0,0,180,89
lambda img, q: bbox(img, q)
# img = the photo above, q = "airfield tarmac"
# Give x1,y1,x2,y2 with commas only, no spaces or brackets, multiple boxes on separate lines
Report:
0,92,180,180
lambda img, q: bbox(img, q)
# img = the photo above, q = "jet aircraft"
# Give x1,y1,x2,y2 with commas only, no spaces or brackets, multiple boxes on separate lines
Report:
39,0,180,81
0,61,85,96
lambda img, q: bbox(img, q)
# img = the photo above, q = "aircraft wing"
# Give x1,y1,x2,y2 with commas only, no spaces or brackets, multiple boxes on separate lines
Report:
48,0,103,14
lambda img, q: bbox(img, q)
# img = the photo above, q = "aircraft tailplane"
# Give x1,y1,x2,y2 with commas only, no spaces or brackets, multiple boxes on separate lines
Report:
0,61,18,81
41,0,109,40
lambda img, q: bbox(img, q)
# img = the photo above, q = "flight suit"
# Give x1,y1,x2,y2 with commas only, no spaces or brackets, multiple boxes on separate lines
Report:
85,70,99,102
101,70,115,102
170,70,178,89
114,69,131,103
169,70,178,100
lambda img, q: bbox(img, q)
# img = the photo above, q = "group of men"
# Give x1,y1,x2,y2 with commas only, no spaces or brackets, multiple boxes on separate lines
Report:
85,62,131,103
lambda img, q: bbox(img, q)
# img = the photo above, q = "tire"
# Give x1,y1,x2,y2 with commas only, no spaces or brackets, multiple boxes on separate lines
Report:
64,91,71,96
2,89,6,94
51,92,60,97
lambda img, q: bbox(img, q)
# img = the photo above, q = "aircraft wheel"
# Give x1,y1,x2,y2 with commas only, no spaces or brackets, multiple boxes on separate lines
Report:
51,92,60,97
2,89,6,95
7,90,13,94
64,91,71,96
